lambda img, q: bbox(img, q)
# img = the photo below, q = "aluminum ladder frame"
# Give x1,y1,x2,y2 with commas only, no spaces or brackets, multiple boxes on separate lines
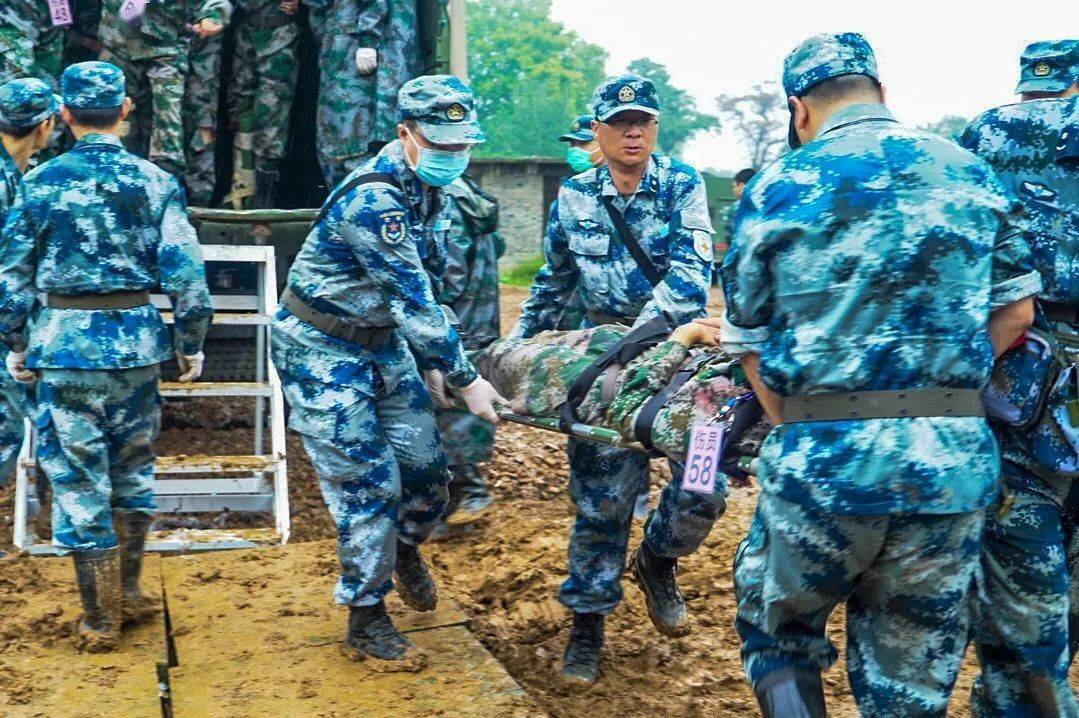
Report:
12,244,290,554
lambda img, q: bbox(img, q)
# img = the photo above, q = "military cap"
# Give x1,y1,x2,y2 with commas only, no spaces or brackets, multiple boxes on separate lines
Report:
559,114,596,142
592,75,660,122
398,75,486,145
1015,40,1079,94
61,61,126,109
0,78,60,131
782,32,879,97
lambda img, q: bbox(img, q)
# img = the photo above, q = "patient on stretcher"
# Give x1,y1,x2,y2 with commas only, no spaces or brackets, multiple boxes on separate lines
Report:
472,321,771,460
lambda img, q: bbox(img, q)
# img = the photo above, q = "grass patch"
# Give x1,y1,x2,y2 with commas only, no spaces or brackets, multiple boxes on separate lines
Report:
500,255,545,287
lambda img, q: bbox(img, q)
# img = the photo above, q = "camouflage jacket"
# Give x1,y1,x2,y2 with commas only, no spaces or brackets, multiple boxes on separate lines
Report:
0,0,64,85
0,133,213,369
721,103,1042,515
961,97,1079,324
440,176,502,350
474,327,766,459
274,140,477,396
99,0,232,61
317,0,419,160
0,143,20,220
511,154,713,339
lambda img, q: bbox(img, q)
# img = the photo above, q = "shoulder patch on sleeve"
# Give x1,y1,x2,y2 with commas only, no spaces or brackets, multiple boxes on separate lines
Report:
378,210,408,244
693,229,714,262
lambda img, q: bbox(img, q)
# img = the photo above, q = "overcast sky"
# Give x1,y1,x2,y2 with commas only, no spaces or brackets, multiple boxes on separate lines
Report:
548,0,1076,172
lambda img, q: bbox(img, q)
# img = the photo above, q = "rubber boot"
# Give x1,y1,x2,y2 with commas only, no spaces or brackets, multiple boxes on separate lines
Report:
561,612,604,685
114,510,158,625
72,547,122,652
346,602,423,661
394,540,437,612
754,668,827,718
630,540,690,637
443,464,494,526
253,167,279,209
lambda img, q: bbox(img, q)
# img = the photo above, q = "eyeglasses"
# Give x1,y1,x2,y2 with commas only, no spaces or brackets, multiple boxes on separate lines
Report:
601,116,659,131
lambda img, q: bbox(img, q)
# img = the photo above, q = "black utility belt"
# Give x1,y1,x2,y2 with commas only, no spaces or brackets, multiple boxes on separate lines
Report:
586,309,636,327
280,288,394,347
44,291,151,310
782,388,985,423
1040,300,1079,326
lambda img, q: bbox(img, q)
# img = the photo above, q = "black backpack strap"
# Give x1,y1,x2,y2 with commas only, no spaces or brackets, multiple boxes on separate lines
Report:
632,352,713,450
718,392,763,481
312,172,401,228
559,313,678,432
601,195,663,288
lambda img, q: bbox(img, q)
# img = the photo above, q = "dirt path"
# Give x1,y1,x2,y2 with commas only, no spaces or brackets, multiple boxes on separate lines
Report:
1,285,1075,717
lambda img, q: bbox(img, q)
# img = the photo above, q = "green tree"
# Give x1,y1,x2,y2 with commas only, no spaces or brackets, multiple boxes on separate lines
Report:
467,0,607,158
918,115,970,141
626,57,719,156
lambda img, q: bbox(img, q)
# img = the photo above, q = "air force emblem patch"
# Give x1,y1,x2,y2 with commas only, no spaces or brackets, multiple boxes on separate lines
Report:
693,229,713,262
1033,61,1052,77
378,210,407,244
618,85,636,103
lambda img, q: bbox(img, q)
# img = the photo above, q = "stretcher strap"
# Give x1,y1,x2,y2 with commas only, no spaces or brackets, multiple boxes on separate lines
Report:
632,352,712,450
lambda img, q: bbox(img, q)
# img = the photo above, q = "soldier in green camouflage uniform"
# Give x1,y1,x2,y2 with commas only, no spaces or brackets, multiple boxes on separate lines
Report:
98,0,231,178
316,0,421,185
434,175,504,527
183,3,235,206
227,0,299,208
65,0,103,65
0,1,65,87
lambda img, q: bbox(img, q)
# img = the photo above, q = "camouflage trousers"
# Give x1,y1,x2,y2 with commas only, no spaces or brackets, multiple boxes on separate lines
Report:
183,35,226,206
0,371,28,487
734,491,984,716
229,19,299,172
970,459,1079,717
435,407,495,466
108,52,187,176
0,24,63,85
36,366,160,552
280,368,450,606
559,441,727,615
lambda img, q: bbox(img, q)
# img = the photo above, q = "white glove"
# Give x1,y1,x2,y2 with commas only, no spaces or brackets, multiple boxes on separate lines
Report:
355,47,377,75
176,352,205,382
5,351,35,384
423,370,452,409
457,377,508,424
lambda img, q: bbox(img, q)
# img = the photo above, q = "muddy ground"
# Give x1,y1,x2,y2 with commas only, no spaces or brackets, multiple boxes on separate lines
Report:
1,285,1076,717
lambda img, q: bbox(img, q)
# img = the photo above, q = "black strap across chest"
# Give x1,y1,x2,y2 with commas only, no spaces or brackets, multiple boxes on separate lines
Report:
312,172,402,229
600,195,663,288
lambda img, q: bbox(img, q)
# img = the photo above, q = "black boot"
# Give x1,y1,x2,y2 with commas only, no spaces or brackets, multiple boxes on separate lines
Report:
114,511,158,624
754,668,827,718
72,547,122,652
561,612,604,685
346,602,420,660
630,541,690,637
394,540,437,611
443,464,493,526
253,167,279,209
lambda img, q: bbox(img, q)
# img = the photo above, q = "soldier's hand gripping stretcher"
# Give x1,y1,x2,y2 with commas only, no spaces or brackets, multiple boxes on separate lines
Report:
424,369,508,424
6,351,36,385
467,314,771,476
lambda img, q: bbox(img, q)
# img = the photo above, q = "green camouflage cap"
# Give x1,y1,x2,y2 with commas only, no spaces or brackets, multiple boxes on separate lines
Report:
61,61,126,109
398,75,486,145
1016,40,1079,94
0,78,60,131
782,32,879,97
592,75,660,122
559,114,596,142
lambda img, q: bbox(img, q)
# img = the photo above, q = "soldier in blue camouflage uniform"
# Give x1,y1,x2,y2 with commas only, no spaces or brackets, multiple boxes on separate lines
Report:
316,0,421,186
433,174,504,529
722,34,1041,716
271,75,505,663
509,75,718,685
959,39,1079,717
0,63,212,652
0,78,58,489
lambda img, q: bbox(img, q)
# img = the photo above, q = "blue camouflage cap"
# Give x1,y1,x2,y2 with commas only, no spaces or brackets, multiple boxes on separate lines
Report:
559,114,595,142
782,32,879,97
1016,40,1079,94
592,75,660,122
0,78,60,131
398,75,485,145
61,61,126,109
